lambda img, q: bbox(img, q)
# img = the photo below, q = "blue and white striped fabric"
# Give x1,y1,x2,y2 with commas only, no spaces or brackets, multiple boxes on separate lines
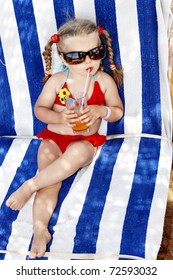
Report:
0,0,172,260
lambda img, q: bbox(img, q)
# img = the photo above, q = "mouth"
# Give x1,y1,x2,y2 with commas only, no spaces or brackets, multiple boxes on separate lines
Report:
86,67,93,73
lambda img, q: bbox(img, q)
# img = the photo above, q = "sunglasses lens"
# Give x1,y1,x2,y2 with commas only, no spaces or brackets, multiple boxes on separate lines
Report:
63,45,106,65
90,46,106,60
63,52,85,65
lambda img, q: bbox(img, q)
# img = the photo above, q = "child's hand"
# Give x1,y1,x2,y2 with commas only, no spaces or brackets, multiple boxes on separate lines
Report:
62,109,78,127
79,105,104,127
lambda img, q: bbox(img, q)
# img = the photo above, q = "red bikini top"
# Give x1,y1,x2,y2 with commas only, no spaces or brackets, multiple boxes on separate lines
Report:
54,71,105,106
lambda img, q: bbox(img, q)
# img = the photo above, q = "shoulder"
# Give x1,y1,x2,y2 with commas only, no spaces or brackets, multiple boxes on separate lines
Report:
96,70,117,92
38,71,67,101
45,71,66,90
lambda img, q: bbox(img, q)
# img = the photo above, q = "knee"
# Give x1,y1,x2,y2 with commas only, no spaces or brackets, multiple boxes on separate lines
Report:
70,141,95,164
38,140,61,170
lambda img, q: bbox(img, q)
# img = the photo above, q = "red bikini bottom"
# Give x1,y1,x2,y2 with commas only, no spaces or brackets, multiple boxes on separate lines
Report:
37,127,106,153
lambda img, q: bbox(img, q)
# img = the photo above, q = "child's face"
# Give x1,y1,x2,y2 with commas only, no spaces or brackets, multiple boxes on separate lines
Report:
60,32,102,77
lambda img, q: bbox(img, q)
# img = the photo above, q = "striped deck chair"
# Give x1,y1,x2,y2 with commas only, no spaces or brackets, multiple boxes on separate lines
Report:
0,0,172,260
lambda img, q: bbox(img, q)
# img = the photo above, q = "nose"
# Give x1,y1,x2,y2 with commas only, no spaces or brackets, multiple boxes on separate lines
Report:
85,55,91,63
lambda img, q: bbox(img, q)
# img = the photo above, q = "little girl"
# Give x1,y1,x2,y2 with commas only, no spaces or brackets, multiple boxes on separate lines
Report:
6,19,123,258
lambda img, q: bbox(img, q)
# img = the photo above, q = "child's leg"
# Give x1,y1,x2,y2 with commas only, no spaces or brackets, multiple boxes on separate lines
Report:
29,185,62,259
6,140,96,210
30,140,62,258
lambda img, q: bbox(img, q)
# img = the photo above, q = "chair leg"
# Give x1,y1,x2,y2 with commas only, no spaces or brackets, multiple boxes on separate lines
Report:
157,166,173,259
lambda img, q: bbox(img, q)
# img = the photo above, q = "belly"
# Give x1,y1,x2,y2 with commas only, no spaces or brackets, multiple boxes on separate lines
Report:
47,119,101,136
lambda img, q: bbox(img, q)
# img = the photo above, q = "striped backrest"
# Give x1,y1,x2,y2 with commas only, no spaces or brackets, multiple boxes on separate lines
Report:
0,0,172,140
0,0,172,261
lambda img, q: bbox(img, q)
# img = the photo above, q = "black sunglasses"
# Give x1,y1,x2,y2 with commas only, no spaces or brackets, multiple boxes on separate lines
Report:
62,45,106,65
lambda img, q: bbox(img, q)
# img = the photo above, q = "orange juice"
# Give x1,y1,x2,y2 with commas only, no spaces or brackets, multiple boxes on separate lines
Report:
72,121,88,131
66,95,88,131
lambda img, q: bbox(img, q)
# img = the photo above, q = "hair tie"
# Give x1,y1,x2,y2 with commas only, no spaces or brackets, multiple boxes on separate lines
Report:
45,69,51,77
51,34,59,43
97,26,105,35
110,63,116,71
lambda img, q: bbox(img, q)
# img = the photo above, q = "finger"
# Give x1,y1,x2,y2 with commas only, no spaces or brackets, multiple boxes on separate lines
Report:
79,112,91,121
81,107,89,114
70,118,79,124
66,113,78,119
82,117,95,127
80,114,96,123
86,120,94,127
68,116,80,125
65,110,74,115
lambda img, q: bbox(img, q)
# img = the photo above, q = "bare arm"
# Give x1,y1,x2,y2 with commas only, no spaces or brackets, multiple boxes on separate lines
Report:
80,71,123,126
101,72,123,122
34,73,77,127
34,74,61,124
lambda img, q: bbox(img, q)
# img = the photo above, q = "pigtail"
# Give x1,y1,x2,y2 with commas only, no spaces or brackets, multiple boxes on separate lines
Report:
42,34,59,84
98,27,123,86
42,40,53,83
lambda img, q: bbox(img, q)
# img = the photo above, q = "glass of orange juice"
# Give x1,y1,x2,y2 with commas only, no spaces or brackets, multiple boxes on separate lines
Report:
65,95,88,131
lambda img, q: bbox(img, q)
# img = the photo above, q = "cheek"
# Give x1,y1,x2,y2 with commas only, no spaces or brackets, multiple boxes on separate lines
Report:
67,60,101,75
70,64,84,73
92,60,101,71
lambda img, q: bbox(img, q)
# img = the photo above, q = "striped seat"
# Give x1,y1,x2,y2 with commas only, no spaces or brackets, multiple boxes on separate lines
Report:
0,0,172,259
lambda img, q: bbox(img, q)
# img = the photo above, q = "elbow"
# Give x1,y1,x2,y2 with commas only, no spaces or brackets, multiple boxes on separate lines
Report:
118,108,124,120
34,105,39,119
113,107,123,122
107,107,123,123
34,105,44,120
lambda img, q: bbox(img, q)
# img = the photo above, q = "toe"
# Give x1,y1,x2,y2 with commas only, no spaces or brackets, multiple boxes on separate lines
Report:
6,198,11,207
36,251,45,258
29,249,37,259
10,201,18,211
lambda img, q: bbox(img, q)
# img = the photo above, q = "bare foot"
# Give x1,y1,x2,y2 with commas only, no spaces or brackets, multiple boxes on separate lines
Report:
6,179,37,210
29,229,51,259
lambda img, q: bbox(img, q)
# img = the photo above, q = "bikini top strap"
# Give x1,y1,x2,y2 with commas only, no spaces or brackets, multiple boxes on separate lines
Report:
65,68,70,81
60,68,69,88
61,70,96,87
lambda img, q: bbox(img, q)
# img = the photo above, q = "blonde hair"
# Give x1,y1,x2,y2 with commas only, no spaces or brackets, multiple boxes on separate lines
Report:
43,18,123,85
